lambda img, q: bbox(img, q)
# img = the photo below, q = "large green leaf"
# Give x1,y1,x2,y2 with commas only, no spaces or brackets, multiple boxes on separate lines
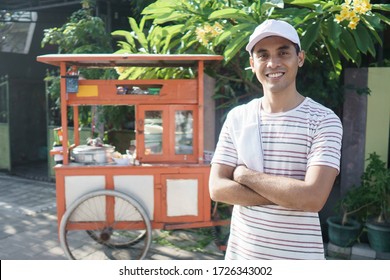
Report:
301,11,320,24
284,0,323,9
351,23,375,55
374,12,390,26
128,17,149,50
261,0,284,12
153,11,189,25
214,29,232,46
339,27,359,63
324,18,341,47
372,4,390,12
300,20,321,52
361,16,383,45
148,26,164,53
161,25,184,53
322,1,336,11
111,30,136,46
142,7,175,16
215,23,254,46
224,31,251,62
142,0,177,14
114,41,135,52
322,35,342,75
209,8,254,22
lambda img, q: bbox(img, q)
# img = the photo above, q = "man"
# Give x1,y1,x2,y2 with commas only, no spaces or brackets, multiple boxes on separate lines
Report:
209,19,343,260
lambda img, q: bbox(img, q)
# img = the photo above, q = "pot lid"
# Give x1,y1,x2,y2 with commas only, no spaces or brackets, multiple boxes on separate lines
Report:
72,144,114,153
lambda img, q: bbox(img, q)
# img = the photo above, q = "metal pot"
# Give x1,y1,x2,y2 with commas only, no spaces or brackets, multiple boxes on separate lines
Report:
71,144,115,164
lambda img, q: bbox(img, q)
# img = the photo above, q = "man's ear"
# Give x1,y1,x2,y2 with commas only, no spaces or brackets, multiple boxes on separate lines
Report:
298,51,305,67
249,56,255,72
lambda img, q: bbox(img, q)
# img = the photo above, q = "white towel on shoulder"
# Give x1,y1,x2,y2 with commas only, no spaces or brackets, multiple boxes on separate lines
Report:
225,98,264,172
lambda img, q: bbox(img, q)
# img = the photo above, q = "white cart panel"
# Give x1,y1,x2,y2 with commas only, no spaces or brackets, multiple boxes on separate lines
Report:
65,175,106,221
65,175,106,207
114,175,154,220
167,179,198,217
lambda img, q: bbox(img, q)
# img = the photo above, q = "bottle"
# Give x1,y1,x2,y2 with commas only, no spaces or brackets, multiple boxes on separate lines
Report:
53,128,63,164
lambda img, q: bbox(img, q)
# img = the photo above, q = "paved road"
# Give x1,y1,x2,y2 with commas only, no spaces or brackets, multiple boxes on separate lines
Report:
0,173,224,260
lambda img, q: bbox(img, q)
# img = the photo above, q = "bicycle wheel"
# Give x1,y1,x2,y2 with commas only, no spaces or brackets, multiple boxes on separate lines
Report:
59,190,152,260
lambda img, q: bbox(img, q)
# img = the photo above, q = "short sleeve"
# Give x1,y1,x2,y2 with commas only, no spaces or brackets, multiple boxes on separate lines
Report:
307,113,343,172
211,114,238,167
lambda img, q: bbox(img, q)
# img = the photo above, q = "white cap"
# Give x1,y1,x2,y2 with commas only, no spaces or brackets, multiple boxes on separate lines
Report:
245,19,301,53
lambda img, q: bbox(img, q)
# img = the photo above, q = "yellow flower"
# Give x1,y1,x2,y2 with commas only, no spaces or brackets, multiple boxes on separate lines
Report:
348,10,357,19
335,14,345,23
213,22,223,32
360,1,372,13
195,22,223,48
196,27,208,46
348,21,358,29
348,17,360,29
335,0,372,29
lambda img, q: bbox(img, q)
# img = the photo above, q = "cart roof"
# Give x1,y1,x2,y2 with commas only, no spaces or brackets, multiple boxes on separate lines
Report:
37,54,224,68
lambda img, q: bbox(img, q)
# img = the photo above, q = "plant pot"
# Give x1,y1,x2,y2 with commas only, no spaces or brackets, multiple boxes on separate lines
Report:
327,216,362,247
366,221,390,252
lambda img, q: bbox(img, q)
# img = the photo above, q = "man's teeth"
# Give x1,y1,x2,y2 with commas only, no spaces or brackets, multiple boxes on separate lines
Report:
268,73,283,78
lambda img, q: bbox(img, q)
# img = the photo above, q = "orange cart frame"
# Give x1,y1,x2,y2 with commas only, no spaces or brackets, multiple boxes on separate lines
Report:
37,54,228,259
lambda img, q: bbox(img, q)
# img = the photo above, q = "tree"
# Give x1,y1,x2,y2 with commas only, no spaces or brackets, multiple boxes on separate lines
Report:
41,1,117,130
41,0,159,134
112,0,390,116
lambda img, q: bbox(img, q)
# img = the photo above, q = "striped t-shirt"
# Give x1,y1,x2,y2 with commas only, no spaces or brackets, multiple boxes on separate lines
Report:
211,97,343,259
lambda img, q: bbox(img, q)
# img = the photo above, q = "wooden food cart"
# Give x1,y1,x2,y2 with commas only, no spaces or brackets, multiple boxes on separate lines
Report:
37,54,227,260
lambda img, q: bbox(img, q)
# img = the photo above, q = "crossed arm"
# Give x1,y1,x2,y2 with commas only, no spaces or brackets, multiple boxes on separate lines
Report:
209,163,338,212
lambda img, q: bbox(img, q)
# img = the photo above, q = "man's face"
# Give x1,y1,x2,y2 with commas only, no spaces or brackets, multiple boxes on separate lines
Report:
249,36,305,95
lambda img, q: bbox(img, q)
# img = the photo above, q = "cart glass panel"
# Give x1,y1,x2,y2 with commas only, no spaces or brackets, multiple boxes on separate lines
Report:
144,110,163,155
175,110,193,155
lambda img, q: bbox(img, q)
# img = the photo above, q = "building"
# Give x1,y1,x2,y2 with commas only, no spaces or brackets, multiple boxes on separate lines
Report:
0,0,137,172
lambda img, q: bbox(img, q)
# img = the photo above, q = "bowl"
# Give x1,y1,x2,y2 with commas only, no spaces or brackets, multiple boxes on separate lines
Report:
112,156,131,165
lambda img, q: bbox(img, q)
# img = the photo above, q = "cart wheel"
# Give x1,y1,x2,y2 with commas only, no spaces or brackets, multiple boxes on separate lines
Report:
59,190,152,260
85,229,146,248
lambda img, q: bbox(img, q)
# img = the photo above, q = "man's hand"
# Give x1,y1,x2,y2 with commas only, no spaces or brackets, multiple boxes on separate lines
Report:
233,165,252,183
209,163,272,206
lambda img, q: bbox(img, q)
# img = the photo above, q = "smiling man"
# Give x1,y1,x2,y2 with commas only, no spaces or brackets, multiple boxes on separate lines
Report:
209,19,343,260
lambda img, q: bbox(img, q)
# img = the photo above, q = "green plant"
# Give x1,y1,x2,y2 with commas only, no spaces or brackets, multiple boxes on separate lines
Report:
336,152,390,225
41,5,112,54
336,183,372,225
41,2,117,130
336,152,390,224
361,152,390,223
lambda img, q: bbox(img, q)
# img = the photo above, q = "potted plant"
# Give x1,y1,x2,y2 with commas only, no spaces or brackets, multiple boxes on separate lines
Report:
360,153,390,252
327,185,367,247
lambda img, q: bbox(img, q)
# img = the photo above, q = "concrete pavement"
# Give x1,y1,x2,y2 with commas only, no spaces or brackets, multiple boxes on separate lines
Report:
0,172,224,260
